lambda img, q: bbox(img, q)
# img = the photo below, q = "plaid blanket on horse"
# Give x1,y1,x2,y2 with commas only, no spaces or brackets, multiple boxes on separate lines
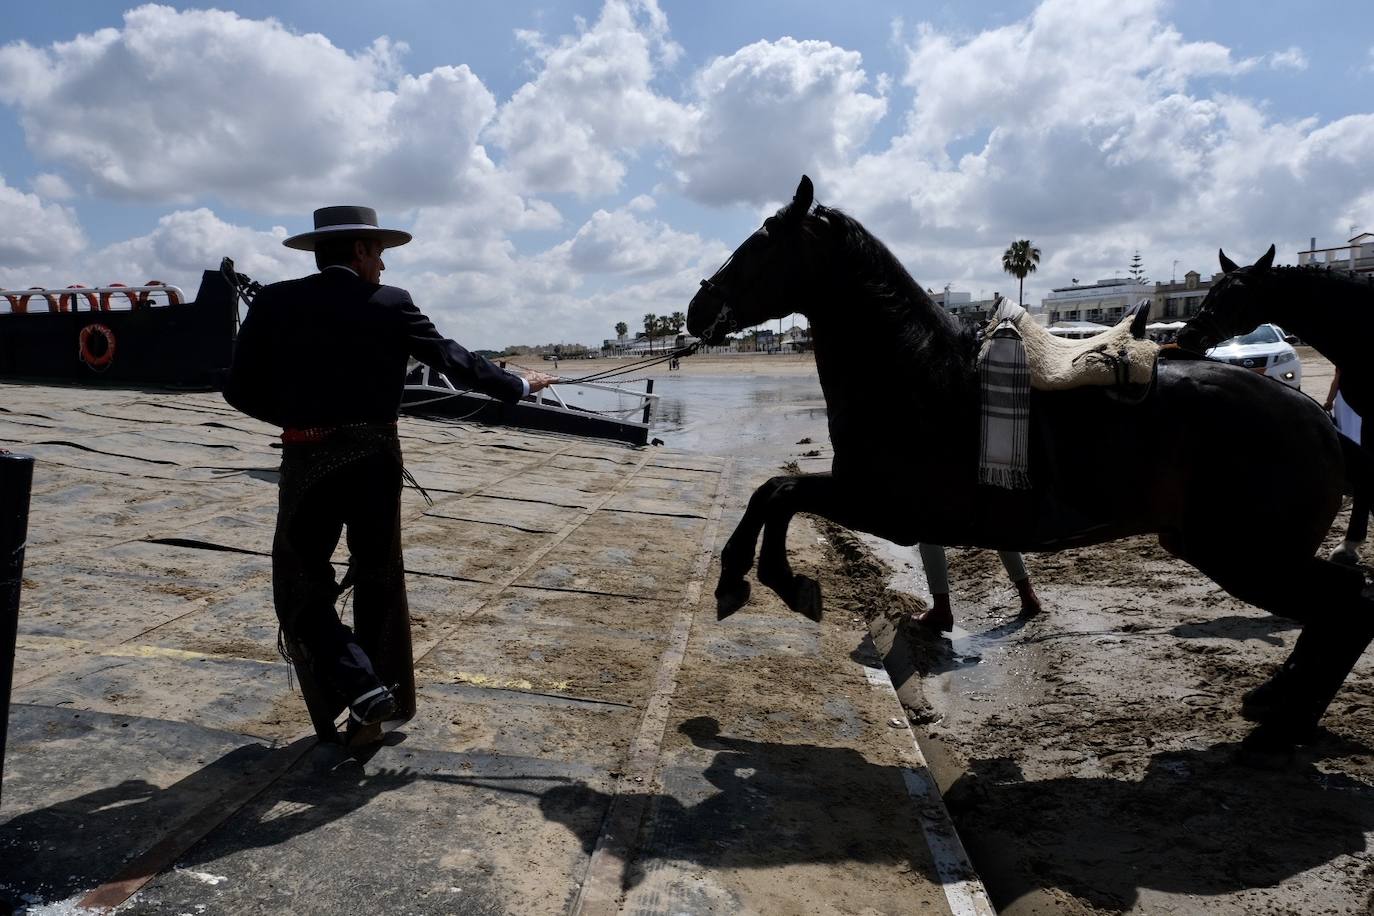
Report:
978,302,1032,489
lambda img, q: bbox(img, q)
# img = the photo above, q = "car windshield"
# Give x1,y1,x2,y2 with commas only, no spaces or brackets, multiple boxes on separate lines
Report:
1216,325,1280,347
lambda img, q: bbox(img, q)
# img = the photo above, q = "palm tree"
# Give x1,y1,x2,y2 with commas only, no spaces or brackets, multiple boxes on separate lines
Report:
669,311,687,335
643,313,658,351
1001,239,1042,308
614,321,628,339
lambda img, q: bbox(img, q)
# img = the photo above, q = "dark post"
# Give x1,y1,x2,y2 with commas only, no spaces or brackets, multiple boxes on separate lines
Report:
641,379,654,426
1,451,34,806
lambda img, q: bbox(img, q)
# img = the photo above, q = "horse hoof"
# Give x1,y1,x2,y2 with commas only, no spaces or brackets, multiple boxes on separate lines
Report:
790,576,823,622
716,580,751,619
1236,719,1319,768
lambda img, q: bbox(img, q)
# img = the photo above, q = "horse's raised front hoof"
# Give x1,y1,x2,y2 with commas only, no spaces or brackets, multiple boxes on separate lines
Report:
716,580,751,620
788,575,824,622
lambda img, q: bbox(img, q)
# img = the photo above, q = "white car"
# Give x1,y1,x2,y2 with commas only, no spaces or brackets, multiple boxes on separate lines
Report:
1207,323,1302,389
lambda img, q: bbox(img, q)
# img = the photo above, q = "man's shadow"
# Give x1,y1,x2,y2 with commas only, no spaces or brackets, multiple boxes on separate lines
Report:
943,743,1374,910
0,737,417,909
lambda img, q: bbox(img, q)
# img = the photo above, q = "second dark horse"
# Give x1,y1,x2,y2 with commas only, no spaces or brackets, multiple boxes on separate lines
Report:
686,175,1372,753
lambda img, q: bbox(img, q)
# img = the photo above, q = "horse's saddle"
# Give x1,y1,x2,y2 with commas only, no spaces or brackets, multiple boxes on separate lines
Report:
988,298,1159,391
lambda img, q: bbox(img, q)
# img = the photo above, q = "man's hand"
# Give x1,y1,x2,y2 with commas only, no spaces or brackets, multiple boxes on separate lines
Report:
523,371,558,393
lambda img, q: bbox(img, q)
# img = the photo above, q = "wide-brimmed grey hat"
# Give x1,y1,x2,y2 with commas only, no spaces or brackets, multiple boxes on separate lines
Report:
282,205,413,251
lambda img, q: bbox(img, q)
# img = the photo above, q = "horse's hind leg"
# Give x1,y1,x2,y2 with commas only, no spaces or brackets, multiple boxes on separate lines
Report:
756,474,837,621
1183,547,1374,749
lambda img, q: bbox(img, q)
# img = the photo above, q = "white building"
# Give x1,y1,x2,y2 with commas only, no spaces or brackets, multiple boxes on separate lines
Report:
1041,278,1149,325
1298,232,1374,275
932,288,1002,325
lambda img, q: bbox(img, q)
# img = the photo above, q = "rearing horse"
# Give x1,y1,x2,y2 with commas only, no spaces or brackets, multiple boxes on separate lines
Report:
686,175,1373,752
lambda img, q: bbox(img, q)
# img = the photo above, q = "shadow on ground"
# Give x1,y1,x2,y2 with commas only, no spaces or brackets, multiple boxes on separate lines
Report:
944,744,1374,911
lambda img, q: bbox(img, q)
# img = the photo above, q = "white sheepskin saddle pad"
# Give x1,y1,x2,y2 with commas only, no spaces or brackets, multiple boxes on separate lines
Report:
987,300,1159,391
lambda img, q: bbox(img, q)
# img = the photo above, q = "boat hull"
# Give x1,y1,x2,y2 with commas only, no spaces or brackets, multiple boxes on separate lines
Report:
0,271,237,389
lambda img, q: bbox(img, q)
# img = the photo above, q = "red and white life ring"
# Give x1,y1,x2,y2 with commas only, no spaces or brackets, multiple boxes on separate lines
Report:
78,323,117,370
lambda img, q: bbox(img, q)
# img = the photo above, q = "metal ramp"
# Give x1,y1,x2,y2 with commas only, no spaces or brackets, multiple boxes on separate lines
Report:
0,383,984,915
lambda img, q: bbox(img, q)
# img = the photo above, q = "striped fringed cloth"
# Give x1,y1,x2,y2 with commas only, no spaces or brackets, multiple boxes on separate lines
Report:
978,305,1032,489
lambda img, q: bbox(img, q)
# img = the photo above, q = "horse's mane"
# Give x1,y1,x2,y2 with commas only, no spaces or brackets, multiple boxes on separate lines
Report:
811,204,978,387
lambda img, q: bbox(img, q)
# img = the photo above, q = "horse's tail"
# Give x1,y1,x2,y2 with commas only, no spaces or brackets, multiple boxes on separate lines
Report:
1338,431,1371,495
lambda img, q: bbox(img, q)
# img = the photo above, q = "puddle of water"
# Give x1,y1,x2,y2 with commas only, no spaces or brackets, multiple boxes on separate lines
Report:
859,534,1024,719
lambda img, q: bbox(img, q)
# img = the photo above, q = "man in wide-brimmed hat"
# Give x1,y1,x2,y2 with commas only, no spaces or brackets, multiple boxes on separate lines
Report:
225,206,554,741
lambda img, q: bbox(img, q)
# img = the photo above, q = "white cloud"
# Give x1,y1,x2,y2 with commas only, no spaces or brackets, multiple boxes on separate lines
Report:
554,207,709,278
813,0,1374,310
1268,47,1308,71
673,38,887,205
89,208,298,286
0,176,85,270
31,173,74,200
486,0,693,197
0,5,498,212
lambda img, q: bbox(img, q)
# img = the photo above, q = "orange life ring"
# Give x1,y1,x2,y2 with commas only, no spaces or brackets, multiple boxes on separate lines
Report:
79,323,117,370
137,280,181,308
99,283,138,311
59,284,99,313
18,287,59,313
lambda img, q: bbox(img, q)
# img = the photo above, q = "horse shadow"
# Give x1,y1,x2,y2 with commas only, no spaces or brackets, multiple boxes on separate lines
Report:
1168,613,1300,646
945,744,1374,910
537,715,945,891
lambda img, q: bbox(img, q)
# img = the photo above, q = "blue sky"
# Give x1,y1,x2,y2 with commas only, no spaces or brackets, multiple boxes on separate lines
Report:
1,1,1371,348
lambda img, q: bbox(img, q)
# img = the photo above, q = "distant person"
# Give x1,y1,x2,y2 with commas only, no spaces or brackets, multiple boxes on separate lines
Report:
225,205,555,736
1325,367,1367,565
911,543,1042,632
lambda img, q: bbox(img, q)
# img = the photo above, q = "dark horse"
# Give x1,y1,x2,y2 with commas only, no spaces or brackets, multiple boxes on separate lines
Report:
1177,245,1374,414
1178,247,1374,562
686,176,1374,752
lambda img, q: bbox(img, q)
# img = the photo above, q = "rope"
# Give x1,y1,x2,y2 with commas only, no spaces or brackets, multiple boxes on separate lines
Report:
554,343,699,384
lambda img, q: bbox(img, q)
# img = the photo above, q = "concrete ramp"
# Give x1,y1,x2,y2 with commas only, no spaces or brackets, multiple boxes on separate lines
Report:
0,384,985,915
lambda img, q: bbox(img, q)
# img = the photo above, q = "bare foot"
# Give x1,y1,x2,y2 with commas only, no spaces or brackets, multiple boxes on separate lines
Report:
1015,578,1042,616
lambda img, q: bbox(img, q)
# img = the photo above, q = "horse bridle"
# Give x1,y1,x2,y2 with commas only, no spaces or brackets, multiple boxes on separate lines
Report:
695,277,739,342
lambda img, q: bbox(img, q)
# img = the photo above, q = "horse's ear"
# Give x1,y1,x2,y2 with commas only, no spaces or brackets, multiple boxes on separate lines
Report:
788,175,814,221
1130,298,1151,339
1255,244,1276,271
1219,249,1239,274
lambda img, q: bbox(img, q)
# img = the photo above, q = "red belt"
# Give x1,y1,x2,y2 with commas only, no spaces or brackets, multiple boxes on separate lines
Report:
281,421,396,445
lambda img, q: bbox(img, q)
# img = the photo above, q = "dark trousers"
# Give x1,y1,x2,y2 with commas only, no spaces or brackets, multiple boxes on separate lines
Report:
273,446,414,715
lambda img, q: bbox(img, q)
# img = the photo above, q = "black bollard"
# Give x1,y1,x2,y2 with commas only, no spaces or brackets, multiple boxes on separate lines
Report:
0,451,34,808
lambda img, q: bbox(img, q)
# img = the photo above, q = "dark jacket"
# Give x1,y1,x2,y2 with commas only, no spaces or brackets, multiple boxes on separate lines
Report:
224,268,523,428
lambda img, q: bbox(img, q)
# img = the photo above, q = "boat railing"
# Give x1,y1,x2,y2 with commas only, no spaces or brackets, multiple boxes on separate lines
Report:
531,377,659,422
0,283,187,315
407,363,658,425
